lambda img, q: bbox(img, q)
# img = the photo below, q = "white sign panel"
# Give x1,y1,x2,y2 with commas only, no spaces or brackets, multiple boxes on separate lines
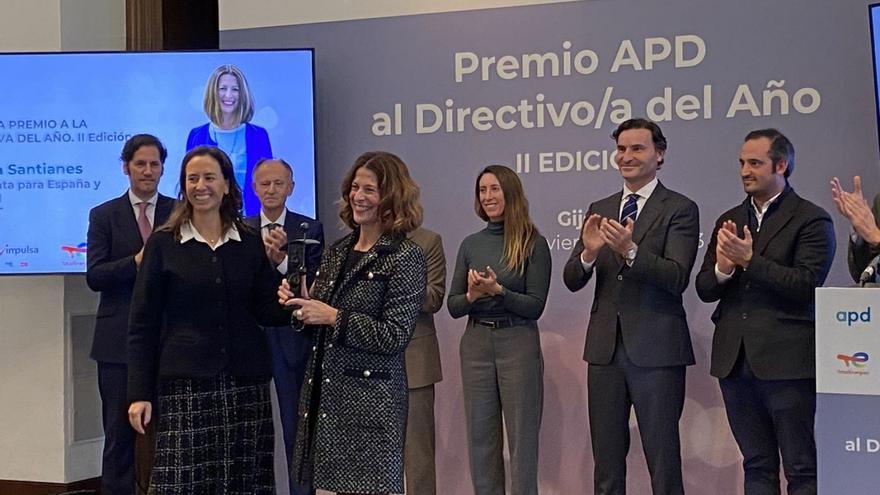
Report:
816,288,880,395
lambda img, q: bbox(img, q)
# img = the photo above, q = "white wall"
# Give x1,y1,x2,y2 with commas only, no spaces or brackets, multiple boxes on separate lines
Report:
0,277,67,482
0,275,102,483
61,0,126,51
0,0,65,481
219,0,576,29
64,275,103,482
0,0,61,51
0,0,122,483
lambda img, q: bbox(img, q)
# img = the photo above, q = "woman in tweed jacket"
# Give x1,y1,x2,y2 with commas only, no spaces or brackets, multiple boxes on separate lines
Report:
280,151,427,495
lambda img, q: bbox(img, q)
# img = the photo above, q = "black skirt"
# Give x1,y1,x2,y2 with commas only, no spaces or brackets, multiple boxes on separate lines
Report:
149,373,274,495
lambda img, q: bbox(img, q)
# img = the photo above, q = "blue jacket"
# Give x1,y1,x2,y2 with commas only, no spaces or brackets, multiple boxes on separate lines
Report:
186,122,273,216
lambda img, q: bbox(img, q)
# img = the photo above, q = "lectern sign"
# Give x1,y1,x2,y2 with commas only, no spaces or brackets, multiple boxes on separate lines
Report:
816,289,880,395
816,288,880,491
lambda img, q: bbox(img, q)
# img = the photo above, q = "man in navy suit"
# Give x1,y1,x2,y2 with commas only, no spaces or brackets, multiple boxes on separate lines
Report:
245,158,323,495
86,134,175,495
697,129,835,494
563,119,699,494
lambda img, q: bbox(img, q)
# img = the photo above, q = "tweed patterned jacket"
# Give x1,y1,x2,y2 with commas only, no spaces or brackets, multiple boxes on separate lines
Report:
291,229,426,494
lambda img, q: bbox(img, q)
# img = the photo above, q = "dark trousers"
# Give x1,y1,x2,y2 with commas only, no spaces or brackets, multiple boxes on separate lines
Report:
97,361,135,495
719,351,816,495
405,384,437,495
588,332,685,495
134,420,157,495
267,326,315,495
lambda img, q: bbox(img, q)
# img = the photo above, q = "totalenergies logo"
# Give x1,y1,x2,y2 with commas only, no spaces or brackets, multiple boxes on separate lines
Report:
61,242,87,258
838,352,869,368
837,351,870,376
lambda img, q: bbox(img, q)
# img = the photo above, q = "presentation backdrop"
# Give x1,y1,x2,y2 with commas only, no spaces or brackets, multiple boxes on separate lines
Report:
223,1,879,493
0,49,315,274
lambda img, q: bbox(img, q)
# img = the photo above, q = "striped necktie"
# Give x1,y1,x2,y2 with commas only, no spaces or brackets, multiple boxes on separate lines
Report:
620,193,639,224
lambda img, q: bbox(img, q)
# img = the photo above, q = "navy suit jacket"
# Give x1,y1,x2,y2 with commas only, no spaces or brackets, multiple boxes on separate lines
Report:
696,187,836,380
244,210,324,365
563,181,699,367
87,192,174,363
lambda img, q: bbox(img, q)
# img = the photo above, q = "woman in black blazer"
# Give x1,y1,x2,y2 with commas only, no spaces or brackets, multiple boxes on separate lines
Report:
127,146,288,494
280,151,427,495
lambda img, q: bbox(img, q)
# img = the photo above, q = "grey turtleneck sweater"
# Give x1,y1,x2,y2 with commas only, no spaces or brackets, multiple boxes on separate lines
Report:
447,221,551,320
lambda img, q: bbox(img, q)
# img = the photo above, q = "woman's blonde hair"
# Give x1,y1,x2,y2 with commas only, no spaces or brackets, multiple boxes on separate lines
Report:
203,65,255,127
474,164,539,274
338,151,423,235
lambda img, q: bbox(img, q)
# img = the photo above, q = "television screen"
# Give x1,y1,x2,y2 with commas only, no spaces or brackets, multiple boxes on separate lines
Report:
0,49,315,274
871,4,880,148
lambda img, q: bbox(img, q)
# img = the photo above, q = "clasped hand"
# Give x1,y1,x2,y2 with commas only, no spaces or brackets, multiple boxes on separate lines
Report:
831,176,880,245
579,213,635,261
466,266,501,302
715,219,753,273
263,228,288,265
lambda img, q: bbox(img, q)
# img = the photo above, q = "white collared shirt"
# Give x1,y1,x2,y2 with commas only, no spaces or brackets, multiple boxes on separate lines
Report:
260,209,286,229
749,191,782,231
179,221,240,251
128,189,159,226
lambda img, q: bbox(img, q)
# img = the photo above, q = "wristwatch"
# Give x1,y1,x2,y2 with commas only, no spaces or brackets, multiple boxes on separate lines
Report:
624,244,638,262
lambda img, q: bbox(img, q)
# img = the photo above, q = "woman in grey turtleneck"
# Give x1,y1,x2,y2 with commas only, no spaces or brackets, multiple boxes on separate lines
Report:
448,164,551,495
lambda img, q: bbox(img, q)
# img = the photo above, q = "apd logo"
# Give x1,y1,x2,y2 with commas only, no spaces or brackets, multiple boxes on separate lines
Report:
836,307,872,327
836,351,869,376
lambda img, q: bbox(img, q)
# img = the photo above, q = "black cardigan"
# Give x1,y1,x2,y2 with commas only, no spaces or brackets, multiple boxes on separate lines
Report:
127,227,288,402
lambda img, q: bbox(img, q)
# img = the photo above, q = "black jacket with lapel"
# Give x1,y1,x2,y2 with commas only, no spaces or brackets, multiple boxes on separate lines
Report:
696,187,836,379
563,181,700,367
87,192,174,362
